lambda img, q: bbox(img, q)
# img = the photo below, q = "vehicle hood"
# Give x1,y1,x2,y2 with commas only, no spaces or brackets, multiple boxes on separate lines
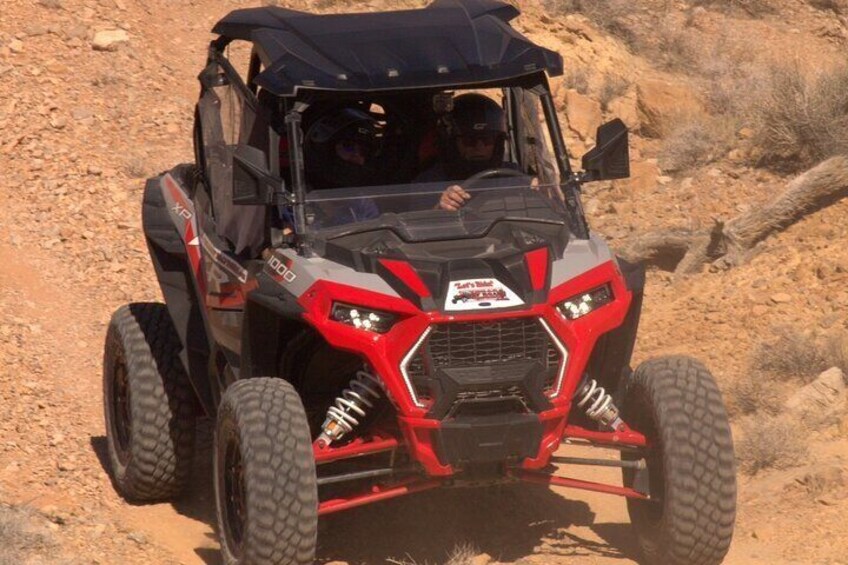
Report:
314,219,569,312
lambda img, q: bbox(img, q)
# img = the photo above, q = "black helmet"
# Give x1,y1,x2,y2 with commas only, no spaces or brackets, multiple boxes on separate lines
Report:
443,93,507,178
450,93,507,138
304,108,378,189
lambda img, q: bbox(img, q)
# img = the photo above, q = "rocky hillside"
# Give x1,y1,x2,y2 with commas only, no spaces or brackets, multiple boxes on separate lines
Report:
1,0,847,563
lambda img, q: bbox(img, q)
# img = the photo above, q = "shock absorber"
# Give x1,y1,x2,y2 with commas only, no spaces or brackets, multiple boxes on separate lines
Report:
316,367,383,448
576,378,624,431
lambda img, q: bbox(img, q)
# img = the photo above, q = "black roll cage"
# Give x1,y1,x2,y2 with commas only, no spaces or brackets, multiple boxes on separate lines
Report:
201,36,591,254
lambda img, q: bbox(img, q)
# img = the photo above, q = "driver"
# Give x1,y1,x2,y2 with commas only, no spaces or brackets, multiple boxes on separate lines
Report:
415,93,512,211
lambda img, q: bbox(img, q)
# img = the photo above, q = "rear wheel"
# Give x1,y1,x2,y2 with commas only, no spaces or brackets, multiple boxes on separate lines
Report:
215,378,318,565
103,303,197,501
622,356,736,565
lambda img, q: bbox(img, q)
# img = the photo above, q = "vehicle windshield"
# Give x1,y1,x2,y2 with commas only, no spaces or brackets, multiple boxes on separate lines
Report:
304,178,567,239
298,86,567,241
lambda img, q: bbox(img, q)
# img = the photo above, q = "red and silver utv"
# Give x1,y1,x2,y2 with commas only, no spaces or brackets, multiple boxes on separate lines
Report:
102,2,736,564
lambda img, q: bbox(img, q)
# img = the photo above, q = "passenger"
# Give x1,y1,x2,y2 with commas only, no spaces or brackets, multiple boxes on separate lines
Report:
415,93,514,211
303,108,380,225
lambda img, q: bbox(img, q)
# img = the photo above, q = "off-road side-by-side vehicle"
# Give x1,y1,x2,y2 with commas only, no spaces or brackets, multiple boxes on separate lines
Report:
102,1,736,563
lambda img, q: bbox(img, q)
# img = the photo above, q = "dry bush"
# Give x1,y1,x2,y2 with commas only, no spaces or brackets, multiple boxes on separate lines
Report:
689,0,776,17
808,0,848,13
123,154,151,179
749,64,848,172
654,17,699,71
0,505,54,565
598,75,630,110
388,543,481,565
726,371,786,417
660,113,737,172
563,66,590,95
750,326,830,382
445,543,481,565
737,416,808,475
824,332,848,374
544,0,640,43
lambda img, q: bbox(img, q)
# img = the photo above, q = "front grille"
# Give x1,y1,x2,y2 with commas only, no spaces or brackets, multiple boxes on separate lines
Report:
405,318,563,404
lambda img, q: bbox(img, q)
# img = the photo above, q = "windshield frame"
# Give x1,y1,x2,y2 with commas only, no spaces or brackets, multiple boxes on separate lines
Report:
281,75,584,252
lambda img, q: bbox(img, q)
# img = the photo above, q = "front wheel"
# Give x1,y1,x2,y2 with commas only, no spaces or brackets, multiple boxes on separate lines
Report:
215,378,318,565
622,356,736,565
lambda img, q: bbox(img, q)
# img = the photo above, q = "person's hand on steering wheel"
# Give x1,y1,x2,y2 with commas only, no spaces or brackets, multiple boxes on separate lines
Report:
438,185,471,211
436,167,531,211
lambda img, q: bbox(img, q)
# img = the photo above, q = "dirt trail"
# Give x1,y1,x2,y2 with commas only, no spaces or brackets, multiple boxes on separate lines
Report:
0,223,784,564
2,0,847,563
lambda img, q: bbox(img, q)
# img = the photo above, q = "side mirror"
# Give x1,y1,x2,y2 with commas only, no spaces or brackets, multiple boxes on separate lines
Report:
580,119,630,181
233,145,284,205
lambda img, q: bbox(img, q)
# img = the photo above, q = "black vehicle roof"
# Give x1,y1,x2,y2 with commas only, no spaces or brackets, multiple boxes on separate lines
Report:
212,0,563,97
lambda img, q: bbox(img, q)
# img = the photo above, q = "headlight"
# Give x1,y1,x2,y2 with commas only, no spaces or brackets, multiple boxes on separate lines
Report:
558,285,613,320
331,303,396,333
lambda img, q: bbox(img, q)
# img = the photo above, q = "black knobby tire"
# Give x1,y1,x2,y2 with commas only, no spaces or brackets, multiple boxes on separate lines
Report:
215,378,318,565
622,356,736,565
103,303,197,501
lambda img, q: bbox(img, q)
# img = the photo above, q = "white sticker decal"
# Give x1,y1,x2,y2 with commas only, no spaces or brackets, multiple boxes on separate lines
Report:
445,279,524,311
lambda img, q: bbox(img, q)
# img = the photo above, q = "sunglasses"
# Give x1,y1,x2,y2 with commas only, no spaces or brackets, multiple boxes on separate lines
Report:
458,132,500,147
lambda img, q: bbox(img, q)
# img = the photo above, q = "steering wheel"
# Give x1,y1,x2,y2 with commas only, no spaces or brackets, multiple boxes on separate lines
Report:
459,167,527,189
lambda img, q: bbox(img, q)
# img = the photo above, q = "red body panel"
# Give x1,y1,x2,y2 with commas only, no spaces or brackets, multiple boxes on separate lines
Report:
297,260,642,476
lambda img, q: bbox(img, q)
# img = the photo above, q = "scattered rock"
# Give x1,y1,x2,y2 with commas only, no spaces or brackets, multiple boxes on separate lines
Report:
635,78,703,138
25,25,49,37
796,465,847,498
785,367,847,425
563,89,602,141
66,24,88,40
72,107,94,122
470,554,493,565
127,531,148,545
606,90,640,131
92,30,129,52
770,293,792,304
56,459,76,472
8,39,24,54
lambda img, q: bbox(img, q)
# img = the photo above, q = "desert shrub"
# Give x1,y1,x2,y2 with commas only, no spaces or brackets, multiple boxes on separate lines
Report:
689,0,777,17
808,0,847,13
0,505,53,565
123,154,150,179
445,543,481,565
824,332,848,374
750,326,830,382
388,542,481,565
564,66,590,95
750,64,848,171
598,75,630,110
737,416,808,475
654,17,699,71
726,372,786,417
660,113,737,172
543,0,640,43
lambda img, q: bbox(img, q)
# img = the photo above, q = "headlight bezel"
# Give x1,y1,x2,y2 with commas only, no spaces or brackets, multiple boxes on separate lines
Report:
557,284,614,320
330,302,397,334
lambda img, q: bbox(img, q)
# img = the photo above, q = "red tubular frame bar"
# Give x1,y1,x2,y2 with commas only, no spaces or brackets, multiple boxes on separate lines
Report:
314,435,400,464
511,470,649,500
562,424,648,448
318,477,442,516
